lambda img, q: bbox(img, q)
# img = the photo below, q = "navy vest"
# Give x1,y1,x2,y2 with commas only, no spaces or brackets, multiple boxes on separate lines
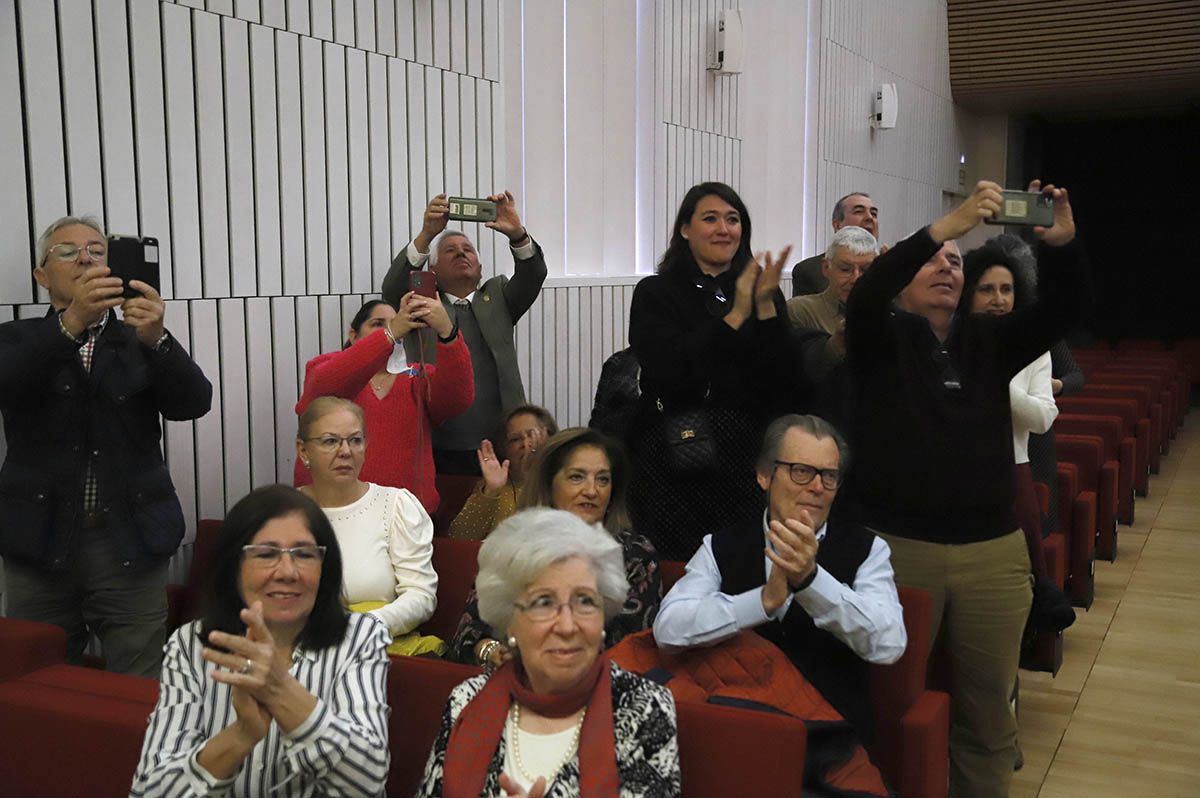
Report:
710,517,876,741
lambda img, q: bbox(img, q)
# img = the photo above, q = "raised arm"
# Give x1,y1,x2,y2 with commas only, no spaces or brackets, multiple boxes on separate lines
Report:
426,333,475,428
382,194,450,307
486,191,548,322
1050,339,1085,396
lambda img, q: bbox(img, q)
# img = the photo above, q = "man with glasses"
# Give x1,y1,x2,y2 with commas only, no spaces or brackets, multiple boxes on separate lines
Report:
653,413,905,741
786,226,880,377
0,215,212,677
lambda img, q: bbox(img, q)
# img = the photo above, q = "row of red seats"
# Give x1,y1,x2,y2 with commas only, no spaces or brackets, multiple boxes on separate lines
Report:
161,526,949,798
0,615,808,798
1026,340,1194,669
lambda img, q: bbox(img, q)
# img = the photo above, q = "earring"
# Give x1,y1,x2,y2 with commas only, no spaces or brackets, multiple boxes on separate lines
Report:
507,636,517,650
301,459,310,468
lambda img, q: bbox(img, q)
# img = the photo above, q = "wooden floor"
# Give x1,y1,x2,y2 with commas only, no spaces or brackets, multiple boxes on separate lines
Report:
1013,415,1200,797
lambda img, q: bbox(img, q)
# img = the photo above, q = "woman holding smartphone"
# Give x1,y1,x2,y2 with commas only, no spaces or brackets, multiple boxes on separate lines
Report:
294,294,474,514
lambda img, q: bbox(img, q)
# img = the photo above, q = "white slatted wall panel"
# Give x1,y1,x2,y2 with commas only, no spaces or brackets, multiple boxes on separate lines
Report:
0,0,506,564
815,0,966,246
654,0,742,259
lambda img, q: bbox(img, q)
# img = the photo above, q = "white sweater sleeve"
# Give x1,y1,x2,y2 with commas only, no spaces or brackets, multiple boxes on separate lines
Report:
368,489,438,637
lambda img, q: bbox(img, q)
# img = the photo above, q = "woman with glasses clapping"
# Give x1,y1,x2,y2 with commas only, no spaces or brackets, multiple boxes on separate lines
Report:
131,485,391,796
416,508,680,797
296,396,442,656
294,296,474,514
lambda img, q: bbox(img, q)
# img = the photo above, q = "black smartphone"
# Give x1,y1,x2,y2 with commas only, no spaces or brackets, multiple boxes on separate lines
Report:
409,270,438,298
107,235,161,298
447,196,497,222
986,190,1054,227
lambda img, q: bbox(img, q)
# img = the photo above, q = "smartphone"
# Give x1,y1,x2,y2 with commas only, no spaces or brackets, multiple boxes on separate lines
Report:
409,270,438,298
107,234,161,298
986,190,1054,227
447,196,497,222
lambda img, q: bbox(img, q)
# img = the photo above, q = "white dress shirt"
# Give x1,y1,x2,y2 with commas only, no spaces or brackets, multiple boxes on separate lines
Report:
403,234,539,304
653,512,907,665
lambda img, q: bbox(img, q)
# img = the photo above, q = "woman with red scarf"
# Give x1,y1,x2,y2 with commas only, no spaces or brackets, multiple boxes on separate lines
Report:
416,508,681,797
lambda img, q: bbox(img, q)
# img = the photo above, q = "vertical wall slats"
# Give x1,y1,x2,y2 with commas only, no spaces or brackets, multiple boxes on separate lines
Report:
275,30,306,295
442,73,461,202
218,298,251,504
250,24,283,295
310,0,334,42
332,0,355,47
394,0,415,61
323,42,351,295
191,300,225,518
95,0,140,237
374,0,396,57
386,58,410,256
466,0,483,77
0,0,31,301
18,0,67,237
224,16,258,297
414,0,433,66
300,36,329,294
234,0,260,23
406,63,427,237
270,296,298,479
449,0,468,75
163,3,204,299
59,0,105,218
195,11,232,298
367,53,392,291
432,0,451,70
245,297,277,487
423,66,444,201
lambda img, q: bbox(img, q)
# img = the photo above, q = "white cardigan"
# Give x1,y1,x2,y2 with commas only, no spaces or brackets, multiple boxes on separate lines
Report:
322,482,438,636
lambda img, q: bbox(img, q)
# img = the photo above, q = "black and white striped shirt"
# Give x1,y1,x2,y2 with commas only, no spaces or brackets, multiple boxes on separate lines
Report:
130,613,391,797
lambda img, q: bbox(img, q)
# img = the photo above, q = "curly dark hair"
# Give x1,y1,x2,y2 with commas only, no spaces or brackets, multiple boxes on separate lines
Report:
960,237,1036,314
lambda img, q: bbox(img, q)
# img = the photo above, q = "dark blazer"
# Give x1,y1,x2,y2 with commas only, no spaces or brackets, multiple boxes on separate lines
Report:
381,239,548,411
790,253,827,297
0,311,212,571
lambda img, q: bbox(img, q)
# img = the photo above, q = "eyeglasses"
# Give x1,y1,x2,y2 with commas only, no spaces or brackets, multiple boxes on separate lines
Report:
45,243,106,263
773,460,841,489
513,591,603,622
302,434,366,452
242,544,327,568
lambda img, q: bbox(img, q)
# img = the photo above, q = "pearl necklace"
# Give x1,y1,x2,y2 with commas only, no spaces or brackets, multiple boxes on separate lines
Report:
509,703,586,785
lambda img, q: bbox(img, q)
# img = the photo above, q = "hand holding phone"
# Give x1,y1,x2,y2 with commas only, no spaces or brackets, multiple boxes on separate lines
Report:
985,190,1054,227
408,270,438,298
107,235,161,298
447,197,497,223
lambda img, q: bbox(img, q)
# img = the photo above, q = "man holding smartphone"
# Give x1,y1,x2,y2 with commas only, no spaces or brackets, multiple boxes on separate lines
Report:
0,215,212,678
382,191,547,476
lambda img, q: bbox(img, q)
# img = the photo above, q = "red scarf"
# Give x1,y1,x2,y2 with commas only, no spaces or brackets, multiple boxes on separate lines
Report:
443,652,619,797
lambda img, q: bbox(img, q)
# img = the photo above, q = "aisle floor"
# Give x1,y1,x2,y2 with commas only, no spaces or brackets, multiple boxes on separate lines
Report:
1012,416,1200,797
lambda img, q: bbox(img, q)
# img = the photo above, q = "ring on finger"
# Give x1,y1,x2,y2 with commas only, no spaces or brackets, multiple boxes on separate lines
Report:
240,657,253,675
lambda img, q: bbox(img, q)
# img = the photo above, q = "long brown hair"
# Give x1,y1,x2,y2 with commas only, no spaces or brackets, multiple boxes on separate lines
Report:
518,427,632,537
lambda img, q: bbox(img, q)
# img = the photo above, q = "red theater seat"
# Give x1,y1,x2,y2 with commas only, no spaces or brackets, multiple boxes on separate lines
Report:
0,617,66,682
421,537,482,641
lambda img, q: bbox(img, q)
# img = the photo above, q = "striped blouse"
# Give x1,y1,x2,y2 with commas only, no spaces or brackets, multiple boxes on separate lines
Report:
130,613,391,797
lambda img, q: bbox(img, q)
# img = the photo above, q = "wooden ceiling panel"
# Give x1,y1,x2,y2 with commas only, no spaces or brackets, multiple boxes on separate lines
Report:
948,0,1200,112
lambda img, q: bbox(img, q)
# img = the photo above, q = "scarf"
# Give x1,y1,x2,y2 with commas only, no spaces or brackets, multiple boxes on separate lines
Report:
442,652,619,797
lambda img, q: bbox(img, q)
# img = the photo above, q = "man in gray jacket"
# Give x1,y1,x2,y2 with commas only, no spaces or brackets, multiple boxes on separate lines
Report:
382,191,547,475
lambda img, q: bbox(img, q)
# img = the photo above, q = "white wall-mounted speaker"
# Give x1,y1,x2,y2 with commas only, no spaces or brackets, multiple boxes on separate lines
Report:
708,9,744,75
872,83,898,129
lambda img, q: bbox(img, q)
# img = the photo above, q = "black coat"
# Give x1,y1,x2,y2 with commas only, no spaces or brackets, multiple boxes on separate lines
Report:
0,311,212,570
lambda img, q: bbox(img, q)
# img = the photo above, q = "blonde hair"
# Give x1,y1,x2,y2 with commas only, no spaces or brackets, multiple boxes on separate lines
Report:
297,397,365,440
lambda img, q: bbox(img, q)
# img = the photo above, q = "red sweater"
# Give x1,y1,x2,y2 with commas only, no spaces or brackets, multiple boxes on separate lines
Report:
294,330,474,512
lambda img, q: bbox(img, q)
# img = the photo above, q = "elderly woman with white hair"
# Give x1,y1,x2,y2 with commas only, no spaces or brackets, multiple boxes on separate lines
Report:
416,508,681,798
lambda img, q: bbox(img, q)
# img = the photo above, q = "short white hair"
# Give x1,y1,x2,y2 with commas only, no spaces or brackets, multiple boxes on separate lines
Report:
427,230,472,268
36,215,105,266
824,225,878,263
476,508,630,638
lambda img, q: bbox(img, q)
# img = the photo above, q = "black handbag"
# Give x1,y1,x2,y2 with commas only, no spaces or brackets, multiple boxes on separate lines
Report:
656,397,719,475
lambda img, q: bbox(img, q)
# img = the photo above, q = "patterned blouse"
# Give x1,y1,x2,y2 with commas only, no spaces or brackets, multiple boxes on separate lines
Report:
446,528,663,665
414,663,681,797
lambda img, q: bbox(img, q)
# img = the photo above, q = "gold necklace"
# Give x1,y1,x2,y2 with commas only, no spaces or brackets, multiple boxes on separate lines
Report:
509,703,585,785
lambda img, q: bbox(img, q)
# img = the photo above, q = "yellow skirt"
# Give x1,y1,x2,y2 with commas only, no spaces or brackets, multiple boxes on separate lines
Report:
348,602,448,657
